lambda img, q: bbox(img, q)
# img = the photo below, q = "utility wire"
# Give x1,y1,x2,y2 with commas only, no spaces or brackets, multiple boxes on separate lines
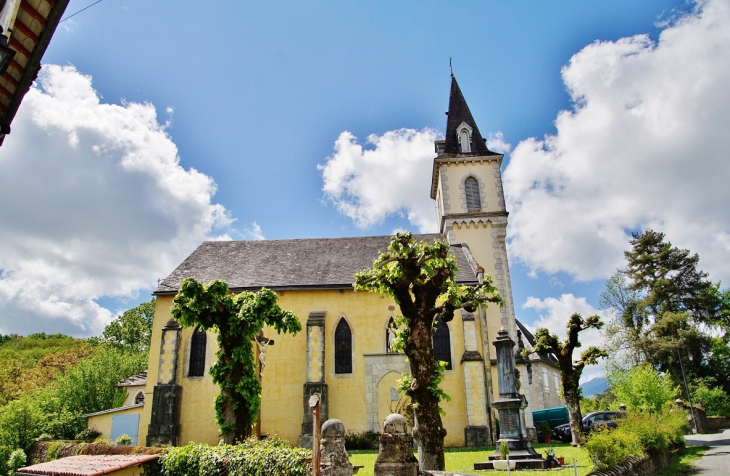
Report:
60,0,106,23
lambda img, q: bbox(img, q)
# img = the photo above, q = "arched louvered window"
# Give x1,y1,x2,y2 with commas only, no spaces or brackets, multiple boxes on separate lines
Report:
189,326,206,377
134,391,145,405
465,176,481,211
386,317,398,353
432,317,452,370
460,129,471,153
335,318,352,374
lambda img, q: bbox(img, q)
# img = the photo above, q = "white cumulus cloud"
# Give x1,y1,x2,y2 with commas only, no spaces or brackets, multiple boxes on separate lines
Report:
319,128,440,232
521,294,608,382
504,0,730,282
0,65,232,336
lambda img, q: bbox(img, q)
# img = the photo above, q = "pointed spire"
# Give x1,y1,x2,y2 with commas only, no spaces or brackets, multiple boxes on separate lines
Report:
443,75,498,156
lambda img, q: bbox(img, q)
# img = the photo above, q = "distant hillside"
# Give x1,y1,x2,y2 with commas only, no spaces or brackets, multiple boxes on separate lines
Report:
580,377,608,397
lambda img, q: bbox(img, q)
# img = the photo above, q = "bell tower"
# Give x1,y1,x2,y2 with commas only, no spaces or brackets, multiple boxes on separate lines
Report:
431,74,517,340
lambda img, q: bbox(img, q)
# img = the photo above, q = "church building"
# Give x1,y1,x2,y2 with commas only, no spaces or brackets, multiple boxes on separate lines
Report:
114,76,563,448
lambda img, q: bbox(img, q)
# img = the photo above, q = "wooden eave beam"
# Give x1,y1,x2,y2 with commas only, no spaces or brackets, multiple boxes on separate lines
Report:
0,0,70,129
9,37,32,60
14,21,40,44
19,0,47,28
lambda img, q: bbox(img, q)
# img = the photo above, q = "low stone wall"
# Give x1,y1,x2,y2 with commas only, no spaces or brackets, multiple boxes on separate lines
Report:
706,416,730,432
586,447,676,476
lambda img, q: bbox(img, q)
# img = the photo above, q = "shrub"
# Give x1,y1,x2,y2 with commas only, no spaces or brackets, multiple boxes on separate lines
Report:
75,427,102,442
161,436,311,476
693,384,730,417
0,445,12,476
7,449,27,476
35,434,53,442
585,408,687,470
586,426,643,470
344,430,379,450
115,434,133,446
93,438,114,445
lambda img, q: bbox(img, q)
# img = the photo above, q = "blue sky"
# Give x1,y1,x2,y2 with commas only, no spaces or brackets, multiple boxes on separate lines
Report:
2,0,729,379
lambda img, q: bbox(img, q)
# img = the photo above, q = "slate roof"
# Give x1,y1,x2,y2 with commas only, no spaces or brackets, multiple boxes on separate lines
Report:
442,75,500,157
18,455,159,476
115,370,147,387
515,319,560,366
154,234,480,294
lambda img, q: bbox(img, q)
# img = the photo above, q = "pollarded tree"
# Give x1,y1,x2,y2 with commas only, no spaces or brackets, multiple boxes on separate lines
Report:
354,233,502,471
171,278,301,444
524,313,607,446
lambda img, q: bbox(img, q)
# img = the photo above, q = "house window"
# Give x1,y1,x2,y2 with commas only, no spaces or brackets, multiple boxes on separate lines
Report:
554,373,560,394
465,177,481,211
334,318,352,374
386,317,398,353
432,317,452,370
134,391,145,405
189,326,206,377
543,369,550,394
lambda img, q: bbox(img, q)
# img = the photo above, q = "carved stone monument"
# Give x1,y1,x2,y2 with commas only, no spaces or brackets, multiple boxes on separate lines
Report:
475,327,545,470
374,414,418,476
320,419,353,476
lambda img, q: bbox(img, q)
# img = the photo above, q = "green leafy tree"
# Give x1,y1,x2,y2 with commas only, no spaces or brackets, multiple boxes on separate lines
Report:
0,397,43,450
601,230,730,393
607,364,675,413
171,278,301,444
103,298,156,353
354,233,502,470
54,347,147,418
691,380,730,417
524,313,607,446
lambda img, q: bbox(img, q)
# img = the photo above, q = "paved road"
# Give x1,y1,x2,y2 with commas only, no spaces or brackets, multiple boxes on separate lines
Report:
685,428,730,475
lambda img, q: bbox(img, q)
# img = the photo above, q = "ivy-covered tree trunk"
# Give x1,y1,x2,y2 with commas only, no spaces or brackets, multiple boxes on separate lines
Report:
355,233,503,471
172,279,301,445
397,282,447,470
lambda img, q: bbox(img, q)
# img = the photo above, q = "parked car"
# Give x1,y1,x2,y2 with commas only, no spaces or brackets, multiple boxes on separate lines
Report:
552,411,620,443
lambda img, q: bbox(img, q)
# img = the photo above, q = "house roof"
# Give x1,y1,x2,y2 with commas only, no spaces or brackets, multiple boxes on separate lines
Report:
115,370,147,388
442,75,499,157
154,234,480,295
515,318,560,366
18,455,159,476
81,403,143,419
0,0,71,146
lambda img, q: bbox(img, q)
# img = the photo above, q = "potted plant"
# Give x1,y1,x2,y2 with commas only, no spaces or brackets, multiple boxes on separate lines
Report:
493,441,516,471
538,420,551,443
544,447,559,468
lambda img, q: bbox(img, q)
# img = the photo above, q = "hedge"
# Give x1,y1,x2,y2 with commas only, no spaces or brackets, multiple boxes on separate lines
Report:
161,436,311,476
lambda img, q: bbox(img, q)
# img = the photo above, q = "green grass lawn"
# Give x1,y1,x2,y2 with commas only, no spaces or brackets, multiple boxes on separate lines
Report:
349,442,594,476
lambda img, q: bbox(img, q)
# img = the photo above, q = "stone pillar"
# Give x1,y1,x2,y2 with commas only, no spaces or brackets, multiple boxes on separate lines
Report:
146,318,183,447
460,311,489,447
299,311,328,448
374,414,418,476
320,419,353,476
491,327,542,462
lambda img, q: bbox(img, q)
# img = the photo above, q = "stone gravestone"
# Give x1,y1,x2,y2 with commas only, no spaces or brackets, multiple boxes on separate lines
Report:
319,419,353,476
374,414,418,476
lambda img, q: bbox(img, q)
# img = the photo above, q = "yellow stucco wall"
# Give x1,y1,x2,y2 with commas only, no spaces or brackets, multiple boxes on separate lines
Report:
88,406,143,442
121,386,145,407
141,289,490,448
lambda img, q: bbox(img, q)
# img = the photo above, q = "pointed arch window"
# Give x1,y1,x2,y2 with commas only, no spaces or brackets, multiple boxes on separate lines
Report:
335,318,352,374
134,391,145,405
456,122,473,154
189,326,207,377
432,317,452,370
465,176,481,211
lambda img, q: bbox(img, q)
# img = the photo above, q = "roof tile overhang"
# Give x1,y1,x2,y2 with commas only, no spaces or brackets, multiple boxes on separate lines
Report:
0,0,70,146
